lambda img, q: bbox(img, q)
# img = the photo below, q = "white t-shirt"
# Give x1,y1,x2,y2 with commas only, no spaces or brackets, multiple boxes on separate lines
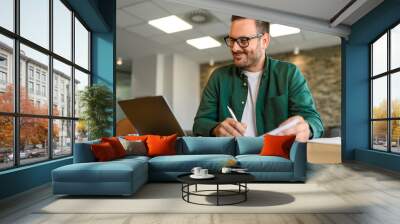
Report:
241,70,262,137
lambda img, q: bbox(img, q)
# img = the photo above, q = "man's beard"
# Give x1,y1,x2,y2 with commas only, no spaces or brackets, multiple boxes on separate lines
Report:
232,47,262,69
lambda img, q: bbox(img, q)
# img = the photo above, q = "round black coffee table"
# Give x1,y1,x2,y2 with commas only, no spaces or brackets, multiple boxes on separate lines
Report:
177,173,255,206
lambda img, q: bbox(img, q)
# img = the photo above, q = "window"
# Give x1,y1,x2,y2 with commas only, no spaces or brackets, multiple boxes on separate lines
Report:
0,34,13,113
0,0,91,170
35,70,40,81
35,83,40,95
20,117,49,165
0,54,7,67
42,85,46,97
0,0,13,32
0,70,7,92
0,116,13,170
0,71,6,85
28,81,34,94
28,67,34,80
20,0,49,49
371,23,400,154
0,53,8,88
53,119,72,158
53,59,72,117
54,89,58,102
75,18,89,70
53,0,72,60
74,69,89,119
0,54,7,89
391,23,400,69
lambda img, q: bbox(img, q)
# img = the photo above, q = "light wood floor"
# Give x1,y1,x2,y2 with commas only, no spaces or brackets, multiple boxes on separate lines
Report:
1,162,400,224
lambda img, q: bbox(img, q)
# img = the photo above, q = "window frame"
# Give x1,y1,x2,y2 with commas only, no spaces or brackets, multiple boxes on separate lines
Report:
0,0,92,171
370,20,400,154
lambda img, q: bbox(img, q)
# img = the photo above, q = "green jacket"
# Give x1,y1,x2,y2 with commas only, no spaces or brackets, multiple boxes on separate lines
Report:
192,56,324,138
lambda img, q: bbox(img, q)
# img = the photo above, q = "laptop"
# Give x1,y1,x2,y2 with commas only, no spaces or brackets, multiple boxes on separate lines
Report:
118,96,186,137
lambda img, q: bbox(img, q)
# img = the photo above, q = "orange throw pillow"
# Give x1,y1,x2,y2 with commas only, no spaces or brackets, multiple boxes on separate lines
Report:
259,134,296,159
101,137,126,158
124,135,148,142
91,142,117,161
146,134,177,157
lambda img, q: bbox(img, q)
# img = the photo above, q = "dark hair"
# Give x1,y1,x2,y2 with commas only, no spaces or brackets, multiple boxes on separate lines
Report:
231,15,270,34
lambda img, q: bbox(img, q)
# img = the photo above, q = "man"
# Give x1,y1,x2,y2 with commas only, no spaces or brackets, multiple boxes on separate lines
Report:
192,16,323,142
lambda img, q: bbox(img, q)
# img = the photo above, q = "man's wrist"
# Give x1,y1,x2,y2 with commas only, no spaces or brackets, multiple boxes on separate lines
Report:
210,123,219,137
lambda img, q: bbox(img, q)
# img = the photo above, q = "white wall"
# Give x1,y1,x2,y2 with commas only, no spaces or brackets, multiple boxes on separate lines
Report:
118,28,201,132
126,51,200,132
172,54,200,131
161,55,173,106
131,55,158,98
116,71,132,121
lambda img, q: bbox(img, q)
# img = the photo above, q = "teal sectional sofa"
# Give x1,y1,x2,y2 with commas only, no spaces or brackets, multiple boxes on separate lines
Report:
52,137,307,196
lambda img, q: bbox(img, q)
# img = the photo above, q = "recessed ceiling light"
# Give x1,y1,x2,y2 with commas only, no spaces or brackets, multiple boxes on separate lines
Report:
116,57,123,66
148,15,192,34
270,24,300,37
293,47,300,55
186,36,221,50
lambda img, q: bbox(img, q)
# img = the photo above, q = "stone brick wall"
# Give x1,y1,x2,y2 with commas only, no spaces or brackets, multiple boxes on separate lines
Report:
199,45,341,134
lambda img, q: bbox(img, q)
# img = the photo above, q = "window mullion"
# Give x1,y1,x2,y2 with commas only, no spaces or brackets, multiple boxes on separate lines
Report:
71,10,76,154
13,0,20,167
370,45,373,149
388,29,391,152
48,0,53,160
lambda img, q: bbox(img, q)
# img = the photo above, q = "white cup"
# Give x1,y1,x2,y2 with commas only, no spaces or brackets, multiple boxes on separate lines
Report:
191,167,202,176
221,167,231,174
200,169,208,176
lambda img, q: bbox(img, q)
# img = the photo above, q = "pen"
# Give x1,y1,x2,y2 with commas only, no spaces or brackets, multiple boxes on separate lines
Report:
227,106,238,121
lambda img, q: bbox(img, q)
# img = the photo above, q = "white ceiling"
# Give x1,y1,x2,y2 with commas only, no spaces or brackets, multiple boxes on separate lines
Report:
116,0,382,64
225,0,353,24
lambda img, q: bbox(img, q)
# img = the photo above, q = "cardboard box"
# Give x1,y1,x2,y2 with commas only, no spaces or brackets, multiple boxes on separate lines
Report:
307,137,341,164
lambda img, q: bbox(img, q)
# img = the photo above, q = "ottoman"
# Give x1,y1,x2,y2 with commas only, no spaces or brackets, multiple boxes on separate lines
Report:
52,156,148,196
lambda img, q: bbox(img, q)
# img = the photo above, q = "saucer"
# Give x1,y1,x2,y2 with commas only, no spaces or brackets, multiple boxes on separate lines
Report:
190,174,215,179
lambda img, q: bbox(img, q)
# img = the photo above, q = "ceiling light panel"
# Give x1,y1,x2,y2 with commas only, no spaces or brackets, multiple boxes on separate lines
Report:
270,24,301,37
186,36,221,50
148,15,192,34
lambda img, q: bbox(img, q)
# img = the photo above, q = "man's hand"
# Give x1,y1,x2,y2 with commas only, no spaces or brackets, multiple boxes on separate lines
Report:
276,115,311,142
212,118,247,137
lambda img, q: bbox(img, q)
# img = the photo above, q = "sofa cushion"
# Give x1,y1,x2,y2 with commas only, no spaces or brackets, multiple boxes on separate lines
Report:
178,137,235,155
119,138,147,156
235,136,263,155
260,134,296,159
148,154,235,172
115,155,150,164
124,135,148,142
146,134,177,157
52,158,147,183
73,139,100,163
236,155,293,172
91,142,118,161
101,137,127,158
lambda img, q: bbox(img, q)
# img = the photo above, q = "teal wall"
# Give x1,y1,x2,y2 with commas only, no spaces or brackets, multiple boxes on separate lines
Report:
0,158,72,199
0,0,116,200
343,0,400,171
91,0,116,136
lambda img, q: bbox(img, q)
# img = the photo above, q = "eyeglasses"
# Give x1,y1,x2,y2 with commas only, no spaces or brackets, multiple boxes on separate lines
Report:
224,33,263,48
